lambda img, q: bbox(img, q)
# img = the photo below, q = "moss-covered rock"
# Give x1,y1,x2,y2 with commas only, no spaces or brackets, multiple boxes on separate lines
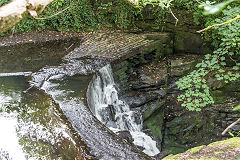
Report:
163,137,240,160
162,112,215,154
209,73,240,103
143,101,164,150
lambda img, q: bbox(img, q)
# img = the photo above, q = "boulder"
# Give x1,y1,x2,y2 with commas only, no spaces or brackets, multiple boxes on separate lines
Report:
163,137,240,160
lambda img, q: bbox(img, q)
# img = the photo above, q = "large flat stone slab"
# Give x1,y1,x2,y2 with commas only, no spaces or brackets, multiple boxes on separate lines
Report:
64,31,172,62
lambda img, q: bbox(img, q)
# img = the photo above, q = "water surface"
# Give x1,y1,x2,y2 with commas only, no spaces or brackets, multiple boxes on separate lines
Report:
0,76,91,160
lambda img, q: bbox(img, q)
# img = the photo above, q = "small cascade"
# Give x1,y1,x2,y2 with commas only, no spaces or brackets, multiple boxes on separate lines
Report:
87,64,160,156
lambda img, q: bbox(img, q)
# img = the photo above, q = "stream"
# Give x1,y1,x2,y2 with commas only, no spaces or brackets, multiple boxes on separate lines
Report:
0,43,155,160
87,64,159,156
1,28,238,160
0,38,155,159
0,76,90,159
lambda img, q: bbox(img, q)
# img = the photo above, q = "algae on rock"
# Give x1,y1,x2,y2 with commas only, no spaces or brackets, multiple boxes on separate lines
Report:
163,137,240,160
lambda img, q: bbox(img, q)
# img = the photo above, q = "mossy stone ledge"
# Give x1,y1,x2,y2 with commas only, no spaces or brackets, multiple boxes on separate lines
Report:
163,137,240,160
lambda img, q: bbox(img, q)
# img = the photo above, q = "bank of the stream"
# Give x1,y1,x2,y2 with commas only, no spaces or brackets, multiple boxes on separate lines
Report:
113,51,240,155
0,75,93,159
1,31,165,160
0,1,240,156
0,28,239,160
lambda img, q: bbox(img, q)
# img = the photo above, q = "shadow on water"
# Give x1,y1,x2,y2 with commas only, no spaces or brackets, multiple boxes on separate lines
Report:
0,34,154,160
0,39,80,73
0,76,94,160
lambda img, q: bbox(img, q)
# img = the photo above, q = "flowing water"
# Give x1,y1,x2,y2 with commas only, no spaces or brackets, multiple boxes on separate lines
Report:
0,76,91,160
36,68,151,160
87,64,160,156
0,38,155,159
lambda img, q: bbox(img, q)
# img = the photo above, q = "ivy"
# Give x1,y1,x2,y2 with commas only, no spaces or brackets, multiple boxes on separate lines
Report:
0,0,10,7
1,0,141,35
176,4,240,111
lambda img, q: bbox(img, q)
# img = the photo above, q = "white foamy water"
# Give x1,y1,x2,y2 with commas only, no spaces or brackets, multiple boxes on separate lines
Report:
0,93,26,160
87,64,160,156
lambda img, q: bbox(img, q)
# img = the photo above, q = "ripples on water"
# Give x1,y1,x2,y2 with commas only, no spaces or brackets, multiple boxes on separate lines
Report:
0,76,88,160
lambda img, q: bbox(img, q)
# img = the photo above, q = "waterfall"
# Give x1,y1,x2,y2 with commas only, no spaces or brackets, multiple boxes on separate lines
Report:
87,64,160,156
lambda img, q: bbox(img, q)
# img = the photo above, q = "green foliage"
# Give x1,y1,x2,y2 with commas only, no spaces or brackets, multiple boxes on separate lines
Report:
113,1,139,29
176,62,215,111
177,4,240,111
10,0,98,33
138,0,173,8
200,0,238,15
233,105,240,111
3,0,140,34
0,0,10,7
228,130,240,137
95,0,139,29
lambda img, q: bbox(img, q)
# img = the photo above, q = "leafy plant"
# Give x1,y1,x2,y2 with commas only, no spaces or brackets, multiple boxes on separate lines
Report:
228,130,240,137
176,4,240,111
0,0,10,7
233,105,240,111
200,0,239,15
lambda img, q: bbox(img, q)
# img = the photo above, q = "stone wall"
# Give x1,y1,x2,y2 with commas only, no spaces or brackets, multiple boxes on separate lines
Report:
111,32,173,93
112,50,240,155
135,6,211,54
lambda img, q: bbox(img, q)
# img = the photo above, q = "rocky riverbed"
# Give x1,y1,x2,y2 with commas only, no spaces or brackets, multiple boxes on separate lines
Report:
113,51,240,156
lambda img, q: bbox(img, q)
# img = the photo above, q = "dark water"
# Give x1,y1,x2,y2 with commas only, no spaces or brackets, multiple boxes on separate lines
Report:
0,37,152,160
39,69,152,160
0,76,92,160
0,40,79,73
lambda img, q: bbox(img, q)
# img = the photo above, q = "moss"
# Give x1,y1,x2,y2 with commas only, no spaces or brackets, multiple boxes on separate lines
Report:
144,113,164,137
162,112,222,155
198,158,222,160
112,60,130,92
163,138,240,160
188,145,205,154
213,151,221,155
143,103,164,139
208,137,240,148
144,102,164,120
0,15,22,33
163,154,183,160
174,31,205,54
210,77,240,103
164,145,188,155
176,61,199,77
211,90,226,103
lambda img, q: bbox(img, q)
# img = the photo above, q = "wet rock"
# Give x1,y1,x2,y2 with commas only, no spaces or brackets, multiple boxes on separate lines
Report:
173,31,206,54
135,145,145,151
210,77,240,103
133,111,143,126
232,123,240,131
116,130,134,144
143,100,165,121
153,151,169,160
170,54,202,77
143,100,165,151
130,63,167,89
121,91,161,108
30,59,106,88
